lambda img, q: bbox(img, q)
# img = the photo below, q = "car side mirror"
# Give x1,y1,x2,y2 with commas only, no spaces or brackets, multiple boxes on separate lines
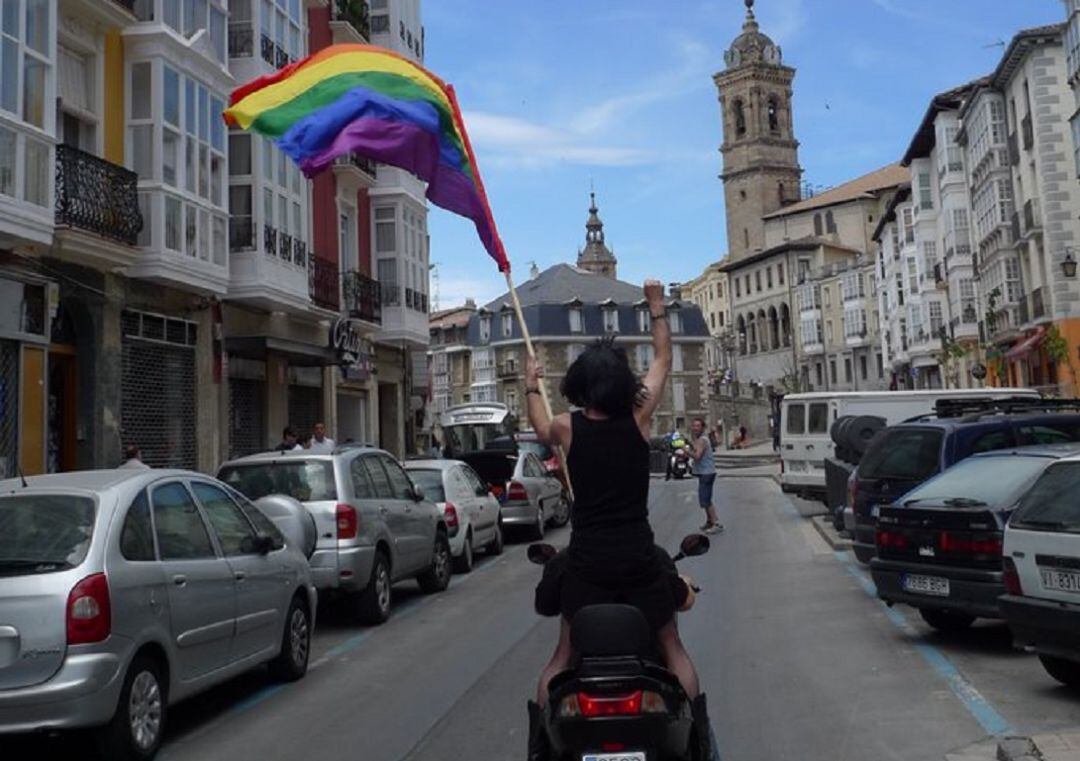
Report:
411,485,425,502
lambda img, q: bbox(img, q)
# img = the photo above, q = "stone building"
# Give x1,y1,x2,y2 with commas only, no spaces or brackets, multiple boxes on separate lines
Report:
429,300,475,414
715,0,802,264
577,192,617,278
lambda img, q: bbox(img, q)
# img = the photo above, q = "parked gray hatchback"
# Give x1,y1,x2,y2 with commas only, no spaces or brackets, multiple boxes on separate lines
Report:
0,469,317,761
218,446,452,624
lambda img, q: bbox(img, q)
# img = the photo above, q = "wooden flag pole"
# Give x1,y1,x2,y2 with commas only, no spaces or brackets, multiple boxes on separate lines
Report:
504,270,574,503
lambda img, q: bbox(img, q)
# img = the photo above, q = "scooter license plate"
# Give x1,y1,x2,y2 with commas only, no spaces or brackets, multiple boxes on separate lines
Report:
583,754,646,761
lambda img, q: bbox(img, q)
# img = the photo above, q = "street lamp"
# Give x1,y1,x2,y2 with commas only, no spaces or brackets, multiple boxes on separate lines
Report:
1063,249,1078,279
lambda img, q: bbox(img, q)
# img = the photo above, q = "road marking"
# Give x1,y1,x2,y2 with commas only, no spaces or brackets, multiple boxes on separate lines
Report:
833,551,1014,737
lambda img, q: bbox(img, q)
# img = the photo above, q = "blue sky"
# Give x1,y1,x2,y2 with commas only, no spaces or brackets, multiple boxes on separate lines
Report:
421,0,1064,309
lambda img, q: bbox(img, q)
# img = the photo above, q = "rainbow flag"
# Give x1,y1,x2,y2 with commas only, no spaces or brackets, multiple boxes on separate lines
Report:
224,44,509,272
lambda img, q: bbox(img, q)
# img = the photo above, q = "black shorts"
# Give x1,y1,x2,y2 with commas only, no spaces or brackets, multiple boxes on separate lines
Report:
534,548,687,632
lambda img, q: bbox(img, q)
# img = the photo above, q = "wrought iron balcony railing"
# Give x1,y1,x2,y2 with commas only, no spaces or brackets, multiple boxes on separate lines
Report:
292,238,306,268
280,231,293,263
264,223,277,256
335,152,377,177
310,256,340,311
260,33,275,66
343,270,382,324
54,144,142,245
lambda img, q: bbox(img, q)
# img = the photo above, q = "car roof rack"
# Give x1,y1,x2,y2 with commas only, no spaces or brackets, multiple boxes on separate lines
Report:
927,396,1080,421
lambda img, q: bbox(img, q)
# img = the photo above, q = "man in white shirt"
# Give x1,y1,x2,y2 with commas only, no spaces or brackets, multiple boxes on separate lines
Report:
120,445,150,469
308,422,336,453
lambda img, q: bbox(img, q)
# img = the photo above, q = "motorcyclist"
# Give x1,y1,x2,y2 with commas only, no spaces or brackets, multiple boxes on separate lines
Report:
665,428,691,480
523,279,713,761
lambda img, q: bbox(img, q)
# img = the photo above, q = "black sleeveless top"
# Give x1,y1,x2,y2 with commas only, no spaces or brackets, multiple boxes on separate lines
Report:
566,411,659,588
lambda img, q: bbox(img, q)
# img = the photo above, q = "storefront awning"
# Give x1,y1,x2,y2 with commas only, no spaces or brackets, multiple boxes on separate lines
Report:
1005,326,1046,361
226,336,338,367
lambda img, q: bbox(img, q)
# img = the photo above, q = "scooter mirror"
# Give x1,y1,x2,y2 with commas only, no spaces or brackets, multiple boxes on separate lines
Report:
679,534,711,557
527,543,558,565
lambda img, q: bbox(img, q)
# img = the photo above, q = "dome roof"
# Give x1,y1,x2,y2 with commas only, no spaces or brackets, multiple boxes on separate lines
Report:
725,0,781,68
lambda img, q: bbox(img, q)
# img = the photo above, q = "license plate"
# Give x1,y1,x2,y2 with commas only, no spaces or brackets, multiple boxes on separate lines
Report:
902,574,950,597
787,461,807,473
1040,567,1080,593
583,754,646,761
870,504,880,518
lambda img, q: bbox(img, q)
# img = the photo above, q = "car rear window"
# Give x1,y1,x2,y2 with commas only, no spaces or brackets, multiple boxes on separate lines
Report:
0,494,95,575
1019,423,1080,446
1011,462,1080,530
407,469,446,502
786,404,805,435
859,428,943,482
219,460,337,502
808,403,828,434
900,454,1052,507
518,440,553,461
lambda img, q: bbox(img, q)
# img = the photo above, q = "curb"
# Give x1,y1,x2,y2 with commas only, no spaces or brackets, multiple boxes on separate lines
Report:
996,737,1039,761
810,515,853,551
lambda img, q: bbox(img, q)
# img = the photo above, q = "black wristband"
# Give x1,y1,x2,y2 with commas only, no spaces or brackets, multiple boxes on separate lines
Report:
651,312,667,321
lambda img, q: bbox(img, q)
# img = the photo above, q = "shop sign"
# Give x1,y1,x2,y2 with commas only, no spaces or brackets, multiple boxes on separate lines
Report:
332,317,373,380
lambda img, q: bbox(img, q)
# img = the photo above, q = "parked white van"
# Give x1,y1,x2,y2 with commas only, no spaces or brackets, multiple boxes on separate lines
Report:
779,388,1041,498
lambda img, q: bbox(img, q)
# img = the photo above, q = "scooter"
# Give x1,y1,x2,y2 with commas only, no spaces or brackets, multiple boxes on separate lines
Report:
527,535,714,761
669,448,692,479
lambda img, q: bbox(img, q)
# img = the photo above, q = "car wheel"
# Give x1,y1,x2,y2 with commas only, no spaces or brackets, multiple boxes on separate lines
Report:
486,521,505,556
418,532,452,593
550,493,571,528
96,655,166,761
453,530,475,574
919,608,975,632
356,551,392,625
531,507,546,541
268,594,310,682
1039,654,1080,687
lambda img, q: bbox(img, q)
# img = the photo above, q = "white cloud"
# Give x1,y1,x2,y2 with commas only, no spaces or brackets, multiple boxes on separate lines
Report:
432,274,503,311
869,0,922,21
465,111,649,169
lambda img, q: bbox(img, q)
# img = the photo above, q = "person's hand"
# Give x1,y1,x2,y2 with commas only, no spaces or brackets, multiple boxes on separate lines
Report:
526,356,544,391
644,279,665,311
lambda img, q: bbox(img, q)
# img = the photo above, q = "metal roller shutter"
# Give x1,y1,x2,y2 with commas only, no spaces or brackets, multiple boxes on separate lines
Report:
0,340,18,478
121,311,198,469
287,385,322,438
229,377,265,458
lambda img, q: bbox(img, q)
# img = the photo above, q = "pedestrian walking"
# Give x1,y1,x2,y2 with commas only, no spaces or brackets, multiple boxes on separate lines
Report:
308,422,336,453
119,445,150,469
689,417,723,533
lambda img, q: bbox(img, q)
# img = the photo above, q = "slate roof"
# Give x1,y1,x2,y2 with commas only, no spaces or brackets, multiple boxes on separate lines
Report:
483,263,644,310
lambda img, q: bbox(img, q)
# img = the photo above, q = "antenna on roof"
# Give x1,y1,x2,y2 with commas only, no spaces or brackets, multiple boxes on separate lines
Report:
982,39,1005,49
15,465,27,488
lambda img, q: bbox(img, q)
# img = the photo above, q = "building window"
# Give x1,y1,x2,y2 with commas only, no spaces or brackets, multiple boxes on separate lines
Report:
826,320,833,343
735,278,741,298
860,355,868,380
918,172,932,210
569,307,583,333
901,207,915,244
567,344,586,365
777,263,784,285
823,287,831,308
844,357,852,383
829,359,837,385
815,362,823,387
744,274,751,294
766,266,773,289
501,312,513,338
743,228,749,248
813,213,823,236
375,206,396,253
602,307,620,333
636,344,655,372
479,316,491,343
929,301,943,337
669,311,682,333
672,344,684,372
733,98,746,137
877,353,884,378
767,96,779,133
825,210,836,234
755,271,762,292
637,308,651,333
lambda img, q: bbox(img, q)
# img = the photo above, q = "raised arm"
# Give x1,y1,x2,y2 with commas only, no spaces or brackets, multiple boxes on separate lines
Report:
634,279,672,438
526,356,571,450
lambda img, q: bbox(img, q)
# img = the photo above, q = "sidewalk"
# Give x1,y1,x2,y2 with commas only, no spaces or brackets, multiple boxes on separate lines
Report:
945,730,1080,760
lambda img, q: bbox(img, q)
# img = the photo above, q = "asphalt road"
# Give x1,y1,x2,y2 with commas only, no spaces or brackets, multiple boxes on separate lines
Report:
12,475,1080,761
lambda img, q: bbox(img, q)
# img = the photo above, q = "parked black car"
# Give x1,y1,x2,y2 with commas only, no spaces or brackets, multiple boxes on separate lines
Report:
851,399,1080,564
870,444,1080,631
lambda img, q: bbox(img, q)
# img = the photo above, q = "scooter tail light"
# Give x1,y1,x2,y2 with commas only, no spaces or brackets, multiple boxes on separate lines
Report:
577,691,643,718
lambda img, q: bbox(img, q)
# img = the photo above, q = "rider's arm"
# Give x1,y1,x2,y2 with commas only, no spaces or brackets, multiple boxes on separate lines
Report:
526,357,571,450
634,280,671,438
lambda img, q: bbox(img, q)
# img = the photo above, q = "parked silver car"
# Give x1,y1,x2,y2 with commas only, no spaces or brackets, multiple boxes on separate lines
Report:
218,446,451,624
0,469,317,761
498,450,570,540
404,459,503,572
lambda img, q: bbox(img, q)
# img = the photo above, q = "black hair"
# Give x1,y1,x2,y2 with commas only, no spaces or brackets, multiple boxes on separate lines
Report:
124,445,140,460
282,426,296,438
560,336,646,418
692,417,707,427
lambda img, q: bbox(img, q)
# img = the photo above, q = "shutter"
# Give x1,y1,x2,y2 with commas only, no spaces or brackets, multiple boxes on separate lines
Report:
58,47,90,114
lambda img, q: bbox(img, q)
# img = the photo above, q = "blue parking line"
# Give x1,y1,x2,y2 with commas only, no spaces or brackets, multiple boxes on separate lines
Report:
832,550,1014,737
229,683,286,714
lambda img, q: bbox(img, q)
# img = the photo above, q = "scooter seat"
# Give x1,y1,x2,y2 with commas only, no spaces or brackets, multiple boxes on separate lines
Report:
570,604,653,658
